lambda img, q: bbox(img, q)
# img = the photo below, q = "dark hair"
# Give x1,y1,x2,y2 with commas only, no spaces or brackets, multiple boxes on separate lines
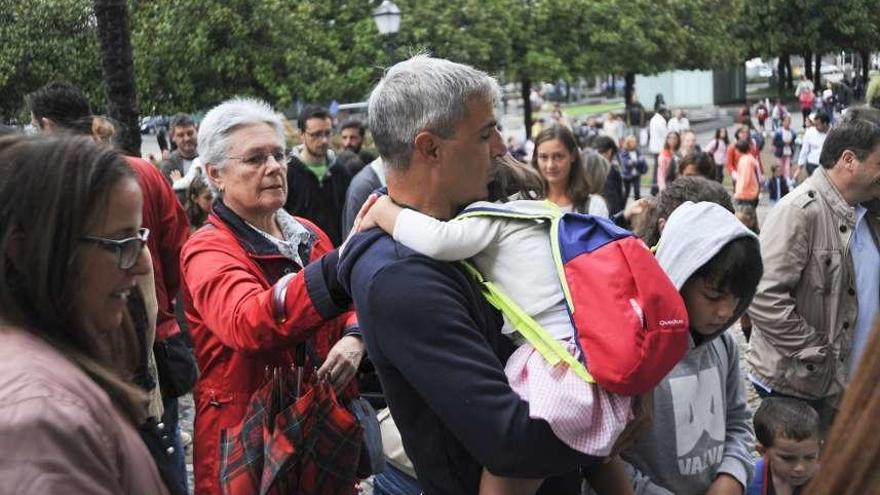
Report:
26,81,93,135
734,139,750,153
488,154,545,202
689,236,762,306
0,134,146,422
678,152,716,180
735,204,760,234
754,397,820,448
819,106,880,169
641,176,733,246
592,135,618,155
812,112,830,126
297,105,331,131
170,113,195,131
340,119,366,137
185,176,211,230
531,126,591,207
664,131,680,152
714,127,729,145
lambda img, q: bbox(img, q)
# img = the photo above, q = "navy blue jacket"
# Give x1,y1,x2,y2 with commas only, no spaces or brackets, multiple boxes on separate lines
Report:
338,229,598,494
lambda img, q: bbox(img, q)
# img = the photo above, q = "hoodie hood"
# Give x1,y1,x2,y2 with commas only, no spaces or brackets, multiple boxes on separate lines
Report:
655,201,758,341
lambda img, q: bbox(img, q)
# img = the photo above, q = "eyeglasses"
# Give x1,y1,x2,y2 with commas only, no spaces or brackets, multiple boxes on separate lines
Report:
226,150,286,167
80,228,150,270
304,130,332,139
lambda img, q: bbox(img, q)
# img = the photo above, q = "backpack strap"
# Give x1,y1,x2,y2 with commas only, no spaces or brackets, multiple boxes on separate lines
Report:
460,261,594,384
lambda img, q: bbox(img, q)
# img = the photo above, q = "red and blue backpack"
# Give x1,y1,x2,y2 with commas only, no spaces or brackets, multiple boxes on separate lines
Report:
458,201,689,396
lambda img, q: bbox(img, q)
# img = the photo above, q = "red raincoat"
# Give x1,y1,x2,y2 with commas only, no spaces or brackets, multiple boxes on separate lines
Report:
181,201,358,495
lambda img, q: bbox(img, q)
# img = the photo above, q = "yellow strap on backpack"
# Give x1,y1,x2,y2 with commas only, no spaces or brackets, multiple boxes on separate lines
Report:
461,261,594,384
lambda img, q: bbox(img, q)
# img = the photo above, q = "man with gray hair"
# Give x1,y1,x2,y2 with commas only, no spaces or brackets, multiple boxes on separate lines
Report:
337,55,599,494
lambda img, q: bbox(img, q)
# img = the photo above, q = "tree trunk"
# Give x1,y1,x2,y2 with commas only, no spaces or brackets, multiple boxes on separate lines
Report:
624,71,635,107
521,76,532,141
861,50,870,88
804,51,813,80
785,55,794,90
813,53,822,90
777,55,786,98
94,0,141,156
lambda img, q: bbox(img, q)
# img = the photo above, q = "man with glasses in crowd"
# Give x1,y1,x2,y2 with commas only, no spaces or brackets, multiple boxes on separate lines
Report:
285,105,351,245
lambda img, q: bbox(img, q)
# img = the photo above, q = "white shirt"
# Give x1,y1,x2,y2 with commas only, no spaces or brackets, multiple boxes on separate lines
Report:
559,194,609,217
667,117,690,134
848,205,880,375
797,127,827,166
393,203,574,340
648,113,668,154
172,157,204,191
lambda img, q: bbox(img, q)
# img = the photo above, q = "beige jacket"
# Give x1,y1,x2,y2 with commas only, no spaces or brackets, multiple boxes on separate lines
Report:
748,168,880,402
0,328,168,495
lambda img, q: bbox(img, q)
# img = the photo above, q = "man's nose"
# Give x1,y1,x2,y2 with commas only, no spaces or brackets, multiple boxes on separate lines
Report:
490,128,505,157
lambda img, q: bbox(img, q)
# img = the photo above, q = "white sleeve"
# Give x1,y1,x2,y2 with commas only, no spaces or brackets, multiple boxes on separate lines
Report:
587,195,609,218
797,136,810,166
392,208,499,261
172,158,202,191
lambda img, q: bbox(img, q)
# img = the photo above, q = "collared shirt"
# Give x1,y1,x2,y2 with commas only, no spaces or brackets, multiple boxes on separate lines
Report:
849,205,880,374
246,208,315,267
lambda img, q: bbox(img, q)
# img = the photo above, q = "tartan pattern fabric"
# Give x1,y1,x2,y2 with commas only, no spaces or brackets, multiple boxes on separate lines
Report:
219,375,362,495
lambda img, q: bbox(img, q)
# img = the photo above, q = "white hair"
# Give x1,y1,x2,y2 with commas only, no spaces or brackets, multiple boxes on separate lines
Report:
197,97,285,195
367,54,500,171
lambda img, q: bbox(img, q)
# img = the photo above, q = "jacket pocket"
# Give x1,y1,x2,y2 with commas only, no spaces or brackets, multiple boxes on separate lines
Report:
783,345,833,398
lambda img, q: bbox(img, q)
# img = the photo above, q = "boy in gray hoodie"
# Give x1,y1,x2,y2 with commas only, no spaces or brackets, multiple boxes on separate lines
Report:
621,201,762,494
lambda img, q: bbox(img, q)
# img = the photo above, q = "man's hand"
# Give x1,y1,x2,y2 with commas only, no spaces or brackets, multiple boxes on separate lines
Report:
317,335,365,391
705,473,743,495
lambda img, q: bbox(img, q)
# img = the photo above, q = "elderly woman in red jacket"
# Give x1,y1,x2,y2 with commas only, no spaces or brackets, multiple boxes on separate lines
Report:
180,98,364,495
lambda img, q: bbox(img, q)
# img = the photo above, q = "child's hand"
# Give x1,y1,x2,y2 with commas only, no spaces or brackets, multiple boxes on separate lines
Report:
169,169,183,181
351,193,380,234
359,195,400,234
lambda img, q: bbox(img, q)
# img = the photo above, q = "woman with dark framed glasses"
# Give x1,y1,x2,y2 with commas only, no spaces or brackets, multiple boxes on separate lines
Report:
180,98,364,495
0,134,167,493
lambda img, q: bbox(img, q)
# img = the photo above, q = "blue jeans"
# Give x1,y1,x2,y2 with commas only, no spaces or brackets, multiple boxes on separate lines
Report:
161,396,188,494
372,464,422,495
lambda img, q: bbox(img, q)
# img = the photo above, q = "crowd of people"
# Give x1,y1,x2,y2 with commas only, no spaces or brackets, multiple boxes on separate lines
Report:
0,54,877,495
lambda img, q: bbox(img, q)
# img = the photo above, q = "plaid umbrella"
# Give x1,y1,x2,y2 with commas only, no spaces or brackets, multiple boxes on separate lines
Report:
219,366,362,495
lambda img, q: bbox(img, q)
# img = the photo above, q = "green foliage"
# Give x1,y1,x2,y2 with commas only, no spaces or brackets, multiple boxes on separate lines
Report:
132,0,382,114
0,0,103,120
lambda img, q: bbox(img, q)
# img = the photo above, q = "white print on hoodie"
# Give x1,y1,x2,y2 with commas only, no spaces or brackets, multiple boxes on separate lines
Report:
617,202,759,495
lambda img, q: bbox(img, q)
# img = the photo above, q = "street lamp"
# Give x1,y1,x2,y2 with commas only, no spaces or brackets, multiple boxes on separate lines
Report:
373,0,400,65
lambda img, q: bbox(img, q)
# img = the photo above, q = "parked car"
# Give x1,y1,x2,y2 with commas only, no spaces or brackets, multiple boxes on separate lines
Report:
821,65,845,84
139,115,168,134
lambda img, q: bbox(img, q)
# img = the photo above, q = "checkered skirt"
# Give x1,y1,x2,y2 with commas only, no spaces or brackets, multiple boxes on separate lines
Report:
505,340,633,456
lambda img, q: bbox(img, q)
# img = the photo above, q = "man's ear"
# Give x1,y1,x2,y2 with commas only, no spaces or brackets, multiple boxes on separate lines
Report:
413,131,442,163
657,217,667,234
755,442,766,456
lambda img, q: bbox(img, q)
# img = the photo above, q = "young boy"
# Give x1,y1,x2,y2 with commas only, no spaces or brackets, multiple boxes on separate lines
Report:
766,165,790,207
617,201,761,494
734,139,761,208
748,398,820,495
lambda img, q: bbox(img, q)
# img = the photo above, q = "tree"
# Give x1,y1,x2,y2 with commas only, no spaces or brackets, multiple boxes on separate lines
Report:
0,0,102,121
131,0,382,115
94,0,140,155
